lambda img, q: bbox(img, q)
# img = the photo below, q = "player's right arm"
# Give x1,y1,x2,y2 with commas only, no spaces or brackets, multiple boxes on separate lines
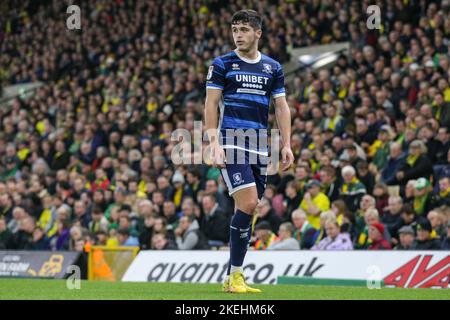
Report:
205,88,226,168
204,57,227,168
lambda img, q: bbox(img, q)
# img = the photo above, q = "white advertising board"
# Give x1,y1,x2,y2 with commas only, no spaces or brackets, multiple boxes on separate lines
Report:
123,250,449,288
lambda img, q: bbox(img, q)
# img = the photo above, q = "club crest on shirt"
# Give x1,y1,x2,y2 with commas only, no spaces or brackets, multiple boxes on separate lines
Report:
207,66,214,80
262,63,273,74
233,172,243,185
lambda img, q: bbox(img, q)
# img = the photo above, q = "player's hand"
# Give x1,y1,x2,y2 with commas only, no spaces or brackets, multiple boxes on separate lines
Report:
280,146,294,171
209,142,226,169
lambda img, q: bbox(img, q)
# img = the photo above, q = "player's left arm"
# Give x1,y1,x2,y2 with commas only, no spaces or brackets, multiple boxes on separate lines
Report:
272,63,294,171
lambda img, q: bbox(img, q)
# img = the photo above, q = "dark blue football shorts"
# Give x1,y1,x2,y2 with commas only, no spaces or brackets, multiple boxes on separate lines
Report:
219,148,268,200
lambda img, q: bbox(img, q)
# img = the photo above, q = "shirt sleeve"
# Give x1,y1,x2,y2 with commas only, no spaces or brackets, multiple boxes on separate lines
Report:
206,57,226,90
271,63,286,98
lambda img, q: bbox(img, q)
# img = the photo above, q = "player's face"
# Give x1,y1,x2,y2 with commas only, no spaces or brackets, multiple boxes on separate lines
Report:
231,22,261,52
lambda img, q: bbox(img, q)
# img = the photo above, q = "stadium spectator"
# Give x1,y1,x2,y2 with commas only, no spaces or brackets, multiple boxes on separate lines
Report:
395,140,433,186
267,222,300,250
7,206,27,234
368,223,392,250
372,183,390,215
427,208,448,239
180,197,198,220
118,228,139,247
311,210,336,248
382,196,404,237
394,226,416,250
153,216,175,243
434,176,450,207
175,216,208,250
291,208,317,249
29,226,50,251
253,221,279,250
283,180,302,221
204,179,232,215
162,200,179,230
356,161,375,195
355,208,390,249
253,197,282,234
0,216,12,249
380,142,406,185
414,220,442,250
53,219,71,251
311,219,353,250
88,206,109,234
441,222,450,250
319,165,340,202
299,179,330,229
354,194,376,242
339,165,366,212
73,200,91,229
11,216,35,250
412,179,434,218
138,213,156,250
200,193,229,244
151,233,178,250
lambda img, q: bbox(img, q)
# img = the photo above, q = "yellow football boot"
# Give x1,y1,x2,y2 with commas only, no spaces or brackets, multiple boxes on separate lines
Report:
228,271,261,293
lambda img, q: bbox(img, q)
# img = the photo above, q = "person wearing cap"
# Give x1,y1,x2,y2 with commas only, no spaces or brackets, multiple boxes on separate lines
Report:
299,179,330,229
339,165,367,212
414,220,441,250
394,225,416,250
412,177,433,216
395,140,433,186
311,218,353,250
253,221,279,250
368,222,392,250
1,156,20,182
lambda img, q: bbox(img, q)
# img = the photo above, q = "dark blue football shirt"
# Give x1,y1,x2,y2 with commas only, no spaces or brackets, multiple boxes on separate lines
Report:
206,50,285,155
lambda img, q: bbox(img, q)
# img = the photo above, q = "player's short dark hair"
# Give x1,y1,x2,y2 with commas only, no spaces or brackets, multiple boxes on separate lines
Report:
231,10,262,30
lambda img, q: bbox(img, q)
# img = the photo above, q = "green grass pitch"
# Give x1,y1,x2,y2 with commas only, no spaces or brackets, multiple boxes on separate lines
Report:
0,279,448,300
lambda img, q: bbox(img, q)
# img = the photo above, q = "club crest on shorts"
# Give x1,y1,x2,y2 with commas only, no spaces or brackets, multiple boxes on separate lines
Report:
232,172,243,185
262,63,273,74
207,66,214,80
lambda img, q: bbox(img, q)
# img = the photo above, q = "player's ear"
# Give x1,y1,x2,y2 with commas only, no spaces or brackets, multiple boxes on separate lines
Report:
255,28,262,39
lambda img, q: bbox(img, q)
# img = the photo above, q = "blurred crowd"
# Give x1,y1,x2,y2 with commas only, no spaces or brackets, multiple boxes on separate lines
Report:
0,0,449,253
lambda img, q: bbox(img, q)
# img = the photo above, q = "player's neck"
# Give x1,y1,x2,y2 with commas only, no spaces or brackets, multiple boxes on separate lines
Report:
235,48,260,61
